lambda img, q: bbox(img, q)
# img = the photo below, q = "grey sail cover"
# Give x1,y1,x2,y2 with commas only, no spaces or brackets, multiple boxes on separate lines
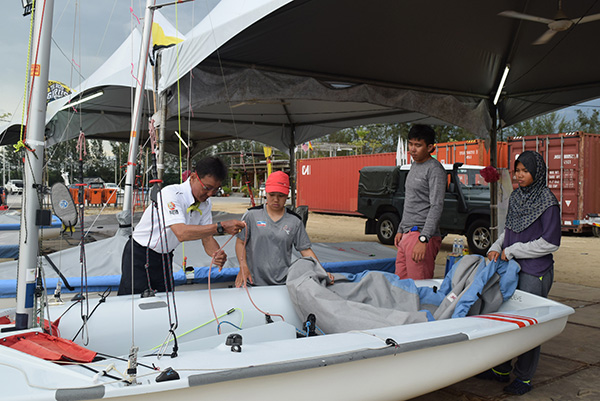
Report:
51,183,77,229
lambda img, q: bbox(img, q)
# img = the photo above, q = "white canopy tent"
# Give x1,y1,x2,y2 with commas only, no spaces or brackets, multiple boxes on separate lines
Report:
2,0,600,157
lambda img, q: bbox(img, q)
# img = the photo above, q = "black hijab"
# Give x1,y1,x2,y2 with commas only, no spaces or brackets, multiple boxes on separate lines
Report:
505,151,559,233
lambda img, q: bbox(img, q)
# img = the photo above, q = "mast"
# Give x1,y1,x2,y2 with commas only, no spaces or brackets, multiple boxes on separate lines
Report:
122,0,156,213
15,0,55,329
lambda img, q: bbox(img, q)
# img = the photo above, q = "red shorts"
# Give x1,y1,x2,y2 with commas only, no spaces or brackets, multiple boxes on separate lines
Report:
395,231,442,280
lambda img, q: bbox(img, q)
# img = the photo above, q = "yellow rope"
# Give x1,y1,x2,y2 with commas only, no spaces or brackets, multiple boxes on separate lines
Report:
176,2,183,183
16,0,37,153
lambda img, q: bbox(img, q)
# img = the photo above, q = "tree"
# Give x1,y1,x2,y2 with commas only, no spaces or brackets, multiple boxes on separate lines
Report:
573,108,600,133
501,112,573,139
318,123,478,155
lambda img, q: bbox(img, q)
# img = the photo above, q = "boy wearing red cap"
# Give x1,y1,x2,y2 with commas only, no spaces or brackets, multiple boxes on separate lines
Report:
235,171,321,286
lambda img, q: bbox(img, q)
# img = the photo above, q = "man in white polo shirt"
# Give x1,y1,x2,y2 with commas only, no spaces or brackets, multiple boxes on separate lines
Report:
118,156,245,295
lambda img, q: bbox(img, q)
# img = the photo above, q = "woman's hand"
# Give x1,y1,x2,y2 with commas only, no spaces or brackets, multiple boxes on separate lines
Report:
235,264,253,288
488,250,508,262
488,250,500,262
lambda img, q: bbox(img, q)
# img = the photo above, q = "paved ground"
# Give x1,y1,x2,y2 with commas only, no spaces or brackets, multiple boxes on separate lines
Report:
2,193,599,400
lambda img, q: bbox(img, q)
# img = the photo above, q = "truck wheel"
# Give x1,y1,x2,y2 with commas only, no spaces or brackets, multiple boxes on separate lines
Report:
466,219,491,256
593,226,600,238
376,213,399,245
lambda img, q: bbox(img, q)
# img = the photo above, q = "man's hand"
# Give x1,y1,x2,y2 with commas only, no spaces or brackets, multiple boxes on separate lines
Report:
394,233,403,248
222,220,246,235
212,249,227,270
235,264,253,288
412,241,427,263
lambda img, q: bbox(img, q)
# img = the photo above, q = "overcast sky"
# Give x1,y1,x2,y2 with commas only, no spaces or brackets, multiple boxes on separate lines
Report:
0,0,218,118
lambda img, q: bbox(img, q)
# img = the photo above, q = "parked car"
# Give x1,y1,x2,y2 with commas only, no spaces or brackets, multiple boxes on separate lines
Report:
357,163,492,255
5,179,24,195
104,183,125,196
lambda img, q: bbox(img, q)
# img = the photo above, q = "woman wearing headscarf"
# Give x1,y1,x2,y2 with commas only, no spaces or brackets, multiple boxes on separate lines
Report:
477,151,561,395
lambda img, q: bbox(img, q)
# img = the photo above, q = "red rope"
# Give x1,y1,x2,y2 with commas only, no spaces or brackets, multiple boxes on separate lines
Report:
207,229,284,334
76,130,87,161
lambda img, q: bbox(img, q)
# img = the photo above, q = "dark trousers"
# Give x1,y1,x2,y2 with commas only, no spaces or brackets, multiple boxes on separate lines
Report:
118,238,174,295
496,268,554,381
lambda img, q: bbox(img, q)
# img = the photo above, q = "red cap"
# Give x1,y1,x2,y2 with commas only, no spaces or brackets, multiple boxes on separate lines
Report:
265,171,290,194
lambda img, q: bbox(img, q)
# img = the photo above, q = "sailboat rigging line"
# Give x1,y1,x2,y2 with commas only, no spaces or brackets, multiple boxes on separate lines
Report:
207,232,284,334
146,120,180,358
71,287,112,342
95,352,157,371
206,233,240,333
148,308,242,351
217,321,242,331
150,0,195,10
75,130,90,346
55,298,81,321
75,362,124,383
17,0,36,146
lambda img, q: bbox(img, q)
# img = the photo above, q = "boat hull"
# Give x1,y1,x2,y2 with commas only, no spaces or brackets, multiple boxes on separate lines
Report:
0,282,573,400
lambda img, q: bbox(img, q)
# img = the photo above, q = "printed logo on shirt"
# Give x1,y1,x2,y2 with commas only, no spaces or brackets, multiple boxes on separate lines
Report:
167,202,176,210
169,210,179,215
282,225,291,235
256,221,267,227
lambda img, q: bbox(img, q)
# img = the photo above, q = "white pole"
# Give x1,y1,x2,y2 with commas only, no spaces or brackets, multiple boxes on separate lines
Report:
15,0,55,329
122,0,156,212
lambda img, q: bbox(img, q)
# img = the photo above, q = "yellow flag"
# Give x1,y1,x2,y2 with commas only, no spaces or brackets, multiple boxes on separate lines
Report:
263,146,273,176
152,22,184,48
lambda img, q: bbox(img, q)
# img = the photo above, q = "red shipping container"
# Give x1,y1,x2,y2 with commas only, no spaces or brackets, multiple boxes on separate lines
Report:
508,132,600,234
434,139,508,168
296,153,396,215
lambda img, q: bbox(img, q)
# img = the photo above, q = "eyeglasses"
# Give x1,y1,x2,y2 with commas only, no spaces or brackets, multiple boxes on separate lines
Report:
197,177,222,195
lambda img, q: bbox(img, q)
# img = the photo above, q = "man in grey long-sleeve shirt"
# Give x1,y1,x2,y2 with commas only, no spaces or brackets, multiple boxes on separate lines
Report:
394,125,447,279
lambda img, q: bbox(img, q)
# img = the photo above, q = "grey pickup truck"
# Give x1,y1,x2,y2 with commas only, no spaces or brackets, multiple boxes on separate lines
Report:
357,163,492,255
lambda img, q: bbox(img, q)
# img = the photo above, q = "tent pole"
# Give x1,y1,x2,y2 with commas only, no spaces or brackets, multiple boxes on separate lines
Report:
289,125,296,209
489,107,498,243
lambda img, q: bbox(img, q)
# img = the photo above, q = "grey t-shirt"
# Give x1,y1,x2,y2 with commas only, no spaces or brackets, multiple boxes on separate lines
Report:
398,157,447,238
237,206,312,285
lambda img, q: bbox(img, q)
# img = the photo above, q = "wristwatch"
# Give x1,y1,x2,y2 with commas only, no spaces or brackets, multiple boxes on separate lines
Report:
216,222,224,235
418,235,429,243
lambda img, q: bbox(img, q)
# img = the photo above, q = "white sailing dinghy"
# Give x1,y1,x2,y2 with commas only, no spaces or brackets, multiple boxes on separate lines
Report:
0,1,573,401
0,271,574,401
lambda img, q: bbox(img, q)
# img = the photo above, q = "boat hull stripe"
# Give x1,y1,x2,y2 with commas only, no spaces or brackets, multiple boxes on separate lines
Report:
55,385,106,400
470,313,539,328
188,333,469,387
489,313,538,325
